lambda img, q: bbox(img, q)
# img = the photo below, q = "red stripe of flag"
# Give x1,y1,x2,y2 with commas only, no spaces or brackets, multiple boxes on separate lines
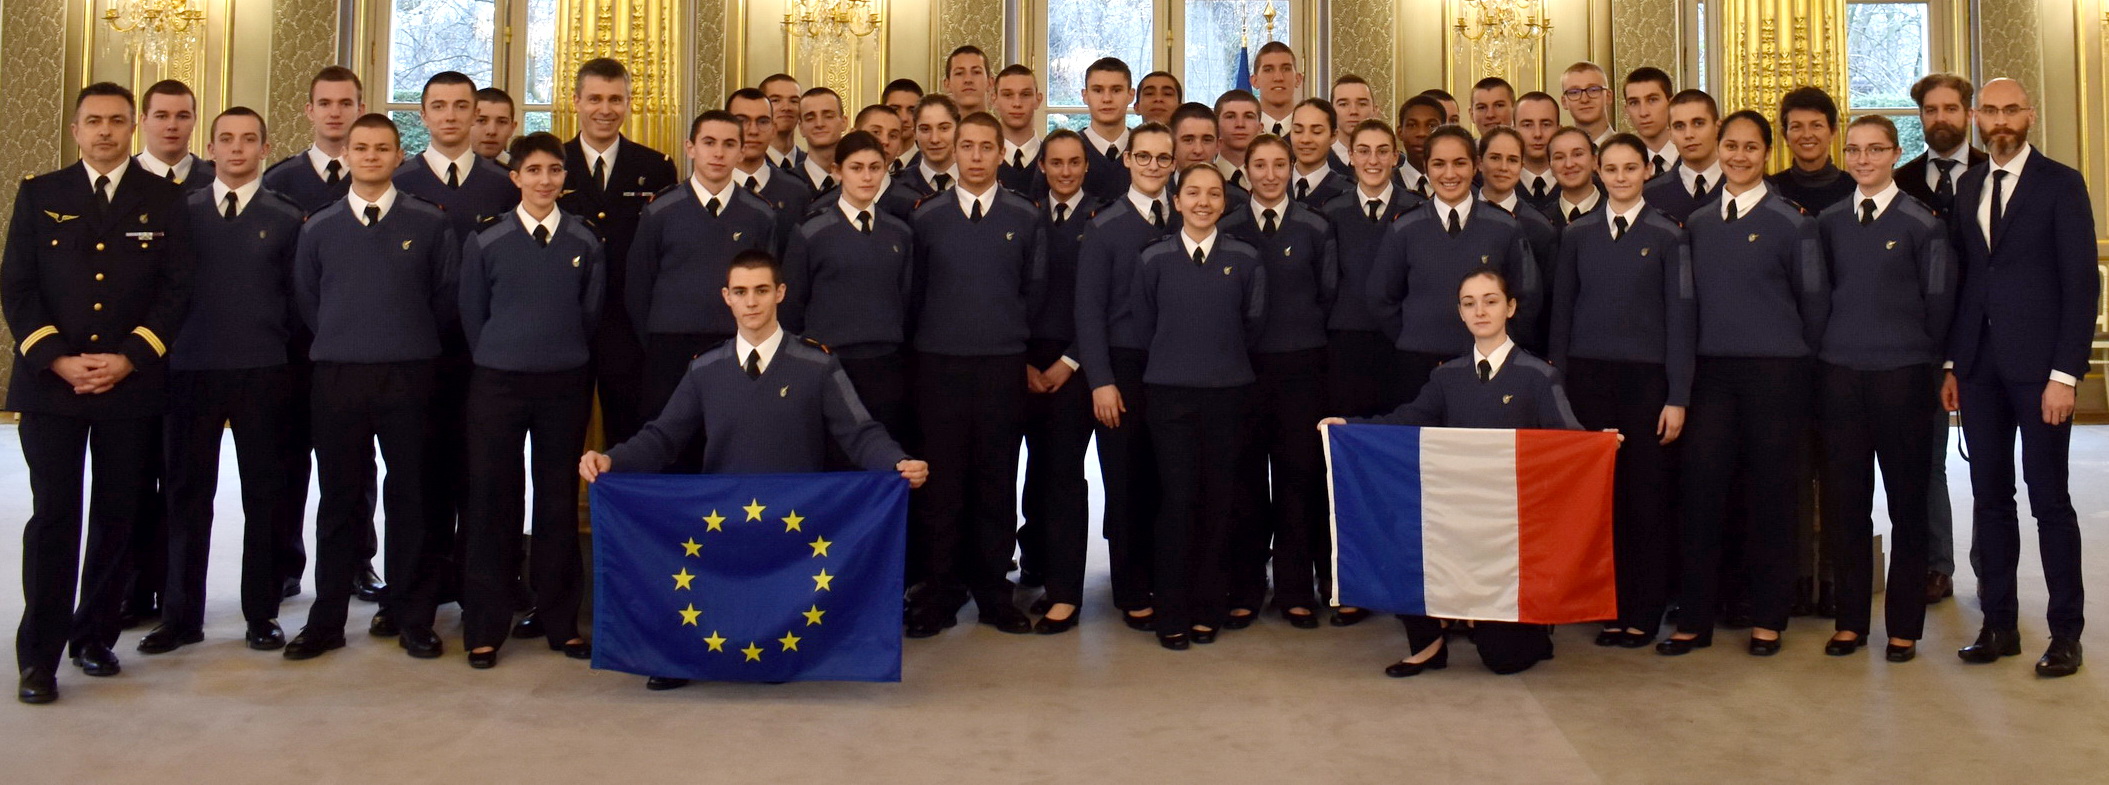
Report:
1513,430,1620,624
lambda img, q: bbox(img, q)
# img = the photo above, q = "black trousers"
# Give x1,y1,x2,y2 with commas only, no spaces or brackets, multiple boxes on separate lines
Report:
1018,341,1095,607
1676,357,1811,634
462,366,591,650
1395,350,1451,405
1565,358,1678,632
278,357,377,589
1819,362,1937,640
306,361,440,636
640,332,732,472
15,413,157,672
1233,349,1330,610
1149,384,1251,635
1959,360,2084,639
121,440,167,612
1400,616,1553,674
592,310,648,445
161,367,294,631
1326,330,1409,417
1093,348,1159,610
912,353,1027,612
421,354,471,601
835,349,919,588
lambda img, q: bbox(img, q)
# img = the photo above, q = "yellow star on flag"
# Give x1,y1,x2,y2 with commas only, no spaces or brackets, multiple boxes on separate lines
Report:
702,510,725,531
778,631,802,652
802,605,826,626
703,631,727,652
782,510,804,532
741,642,764,662
807,536,831,557
680,538,702,557
743,498,766,521
678,603,701,626
812,568,834,592
672,568,695,590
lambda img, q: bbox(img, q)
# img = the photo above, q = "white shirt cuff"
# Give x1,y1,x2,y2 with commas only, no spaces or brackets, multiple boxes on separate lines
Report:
2050,370,2078,387
1943,361,1954,370
1060,356,1080,371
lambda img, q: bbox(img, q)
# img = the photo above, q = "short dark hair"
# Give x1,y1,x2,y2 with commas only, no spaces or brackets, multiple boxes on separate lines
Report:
1130,121,1173,148
421,71,477,102
349,112,401,144
1139,71,1183,100
995,63,1035,82
1847,114,1899,147
956,111,1002,138
1085,57,1133,85
505,131,565,171
915,94,961,124
75,81,136,113
1397,95,1445,127
945,45,989,75
1293,97,1337,130
853,104,897,126
1176,161,1225,189
835,130,887,165
1719,109,1773,148
883,78,924,99
574,57,630,93
728,248,781,284
759,73,800,91
1549,125,1599,156
1255,41,1296,63
1471,76,1515,98
1418,88,1457,103
800,86,844,113
1043,128,1086,157
1248,133,1292,160
689,109,741,140
1669,89,1719,120
1477,126,1524,157
1170,102,1216,132
210,106,269,142
1213,89,1260,114
140,79,196,113
1350,118,1396,146
1423,125,1479,161
1910,73,1974,108
1777,85,1838,129
1461,267,1511,299
1517,90,1558,108
475,87,515,112
1598,132,1648,163
724,87,768,110
310,66,363,101
1333,73,1371,93
1623,67,1674,97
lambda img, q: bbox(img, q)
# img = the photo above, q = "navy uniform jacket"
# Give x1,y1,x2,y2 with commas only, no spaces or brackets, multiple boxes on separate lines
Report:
810,179,918,226
907,187,1049,357
559,136,680,324
261,151,350,215
782,204,914,354
1073,197,1177,388
459,209,606,372
1320,187,1423,334
1895,148,1987,218
1368,200,1542,356
1033,194,1108,350
1219,199,1336,353
3,161,195,418
1547,186,1606,228
1031,140,1128,203
393,153,520,242
294,193,460,364
1946,150,2100,383
745,167,814,241
1683,189,1828,358
606,333,909,474
170,186,304,371
1815,193,1955,371
893,166,951,200
1644,168,1724,224
1549,206,1698,406
1353,347,1583,430
1131,233,1268,388
627,183,782,340
1517,174,1562,223
145,155,215,193
1767,163,1856,215
998,149,1042,198
1292,169,1351,212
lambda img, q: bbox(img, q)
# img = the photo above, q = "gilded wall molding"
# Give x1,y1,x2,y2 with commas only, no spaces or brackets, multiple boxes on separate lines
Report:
935,0,1002,73
269,0,339,153
0,0,71,407
1331,0,1396,108
1609,0,1678,107
694,0,731,121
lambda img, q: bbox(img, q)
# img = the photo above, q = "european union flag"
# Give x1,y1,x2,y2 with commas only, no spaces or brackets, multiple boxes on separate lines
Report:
589,471,908,682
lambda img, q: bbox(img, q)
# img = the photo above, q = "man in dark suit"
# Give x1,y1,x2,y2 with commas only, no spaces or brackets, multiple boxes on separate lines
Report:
7,83,195,704
1896,72,1987,606
1944,78,2098,678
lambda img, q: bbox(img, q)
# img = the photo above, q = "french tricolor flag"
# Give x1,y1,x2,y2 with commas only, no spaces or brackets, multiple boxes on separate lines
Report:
1323,425,1619,624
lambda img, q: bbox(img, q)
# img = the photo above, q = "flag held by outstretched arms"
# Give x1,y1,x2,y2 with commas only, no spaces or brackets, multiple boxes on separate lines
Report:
590,471,908,683
1324,425,1618,624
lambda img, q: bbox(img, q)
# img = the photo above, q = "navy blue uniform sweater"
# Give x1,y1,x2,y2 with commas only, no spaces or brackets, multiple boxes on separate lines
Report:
1320,187,1425,333
810,180,919,225
1367,200,1542,356
1814,192,1956,370
1131,233,1268,388
627,183,782,339
1219,199,1336,353
906,187,1049,356
393,154,520,241
783,204,914,356
294,193,460,363
1073,197,1177,388
1353,348,1584,430
171,186,304,370
1683,189,1829,358
261,153,350,215
1643,168,1724,224
1548,206,1698,406
459,210,606,372
1033,194,1107,347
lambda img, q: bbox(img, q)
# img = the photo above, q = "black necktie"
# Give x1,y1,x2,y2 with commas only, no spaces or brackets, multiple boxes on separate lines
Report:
593,157,607,190
1414,176,1428,196
533,224,550,247
969,198,983,222
890,159,903,175
1933,159,1958,202
1477,359,1492,382
1989,170,2009,245
1859,199,1877,225
744,348,762,379
325,160,343,185
222,193,239,220
820,176,835,192
1271,122,1284,136
1295,179,1311,202
1149,200,1164,229
1262,208,1278,235
93,174,111,209
1568,206,1583,224
1652,155,1667,176
1366,200,1382,223
165,166,178,182
1692,175,1707,198
1231,170,1247,189
446,162,461,188
744,175,760,193
1013,150,1025,168
1445,208,1461,236
1725,199,1739,223
1531,178,1547,200
934,174,952,191
1613,215,1628,240
1055,203,1070,224
706,197,722,217
363,204,381,226
857,210,873,234
1192,247,1206,265
1105,145,1119,162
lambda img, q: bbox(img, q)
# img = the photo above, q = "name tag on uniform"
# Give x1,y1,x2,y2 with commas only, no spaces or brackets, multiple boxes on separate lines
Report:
124,231,165,240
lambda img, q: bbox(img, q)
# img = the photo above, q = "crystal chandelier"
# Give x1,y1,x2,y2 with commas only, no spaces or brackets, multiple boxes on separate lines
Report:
781,0,883,52
101,0,207,66
1453,0,1553,81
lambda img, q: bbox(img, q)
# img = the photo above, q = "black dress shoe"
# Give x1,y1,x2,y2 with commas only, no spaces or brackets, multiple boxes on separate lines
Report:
1957,628,2023,663
467,649,498,669
1594,628,1624,647
1283,609,1321,629
645,676,690,690
282,629,346,660
558,640,592,659
978,606,1034,634
904,606,957,638
137,625,204,654
2035,638,2083,677
399,628,444,659
1223,611,1255,630
72,645,121,677
246,621,286,651
368,610,398,637
354,565,386,603
1824,635,1867,656
1033,611,1079,635
1924,572,1953,604
1655,634,1713,656
1190,627,1217,645
1385,646,1449,677
1027,596,1054,615
1157,633,1190,650
1123,610,1156,631
1617,630,1658,649
1330,607,1371,627
511,612,543,640
1748,634,1783,656
18,667,58,704
1885,642,1917,663
282,577,303,599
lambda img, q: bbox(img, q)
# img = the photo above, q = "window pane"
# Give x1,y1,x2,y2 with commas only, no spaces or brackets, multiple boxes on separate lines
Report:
523,111,553,135
1845,2,1928,109
1888,114,1925,164
525,0,557,105
390,0,497,105
1183,0,1293,103
390,110,432,153
1046,0,1155,107
1045,112,1142,135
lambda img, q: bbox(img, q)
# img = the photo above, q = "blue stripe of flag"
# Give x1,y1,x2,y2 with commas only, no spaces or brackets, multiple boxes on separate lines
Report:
1329,424,1426,615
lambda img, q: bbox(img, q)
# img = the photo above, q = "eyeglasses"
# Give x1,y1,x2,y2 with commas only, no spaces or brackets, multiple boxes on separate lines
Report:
1128,152,1176,167
1976,104,2032,119
1841,144,1896,158
1562,86,1608,100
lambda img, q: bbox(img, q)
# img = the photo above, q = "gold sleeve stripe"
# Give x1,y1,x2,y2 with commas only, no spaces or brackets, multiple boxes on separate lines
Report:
132,326,167,356
19,325,59,354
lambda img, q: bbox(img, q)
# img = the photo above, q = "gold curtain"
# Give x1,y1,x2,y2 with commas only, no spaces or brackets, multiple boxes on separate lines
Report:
1714,0,1846,169
552,0,686,153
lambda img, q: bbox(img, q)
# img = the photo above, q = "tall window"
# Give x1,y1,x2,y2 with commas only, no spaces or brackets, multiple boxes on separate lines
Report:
381,0,557,151
1039,0,1303,132
1845,0,1933,159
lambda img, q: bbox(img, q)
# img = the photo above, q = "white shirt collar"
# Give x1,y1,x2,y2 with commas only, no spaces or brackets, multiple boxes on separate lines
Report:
1127,186,1167,221
1434,195,1473,231
1478,188,1519,214
734,325,786,375
956,181,998,219
346,186,399,223
1357,181,1396,214
516,203,560,238
1559,186,1603,216
84,158,128,196
1852,181,1901,222
422,147,479,183
766,142,797,169
1650,139,1679,170
1521,167,1554,195
1260,111,1292,135
1082,126,1131,158
135,152,196,184
1331,140,1352,162
1928,143,1968,164
210,177,263,217
493,150,511,167
1721,181,1768,220
1180,228,1219,260
734,161,774,191
582,135,621,174
802,156,835,189
1988,143,2031,180
1214,156,1247,187
1294,165,1330,194
690,174,737,214
919,161,958,188
1250,194,1289,222
1606,199,1645,238
306,146,344,180
1396,159,1428,192
1678,159,1722,195
838,192,880,227
1003,135,1043,167
1473,338,1518,378
1050,189,1087,221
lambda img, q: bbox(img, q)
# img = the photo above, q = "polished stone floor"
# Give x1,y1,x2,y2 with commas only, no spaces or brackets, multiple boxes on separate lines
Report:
2,423,2105,784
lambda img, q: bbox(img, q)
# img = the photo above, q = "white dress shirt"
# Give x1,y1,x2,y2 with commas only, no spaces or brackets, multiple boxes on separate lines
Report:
1605,199,1645,239
516,203,560,237
1180,227,1220,260
347,186,400,224
306,146,346,180
1003,135,1043,169
734,325,786,375
1083,126,1132,161
734,161,774,193
1851,181,1901,223
955,181,998,219
581,136,621,185
210,177,263,218
1473,338,1518,379
83,158,128,201
135,152,198,184
422,147,479,185
1678,160,1723,198
1433,195,1474,232
1720,181,1768,221
1923,143,1969,194
690,175,736,215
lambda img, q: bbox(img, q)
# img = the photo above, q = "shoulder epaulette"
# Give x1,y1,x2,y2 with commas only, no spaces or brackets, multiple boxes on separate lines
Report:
800,336,832,355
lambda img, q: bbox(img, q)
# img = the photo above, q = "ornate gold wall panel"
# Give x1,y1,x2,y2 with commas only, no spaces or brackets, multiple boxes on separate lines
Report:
555,0,688,152
934,0,1001,75
270,0,339,150
0,0,71,408
694,0,733,124
1331,0,1396,107
1609,0,1678,102
1714,0,1844,169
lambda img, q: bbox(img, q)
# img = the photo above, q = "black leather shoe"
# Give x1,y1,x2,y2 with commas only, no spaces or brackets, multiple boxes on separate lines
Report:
1594,628,1624,647
246,621,286,651
1123,610,1156,631
1157,633,1190,651
399,629,443,659
978,606,1034,634
1617,629,1658,649
1824,634,1866,656
467,649,497,669
1223,610,1255,630
2035,638,2083,678
1885,642,1917,663
1958,628,2022,663
354,565,385,603
368,610,398,637
1283,609,1321,629
1748,634,1783,656
137,625,204,654
282,629,346,660
645,676,691,690
510,612,543,640
72,645,121,677
17,667,57,704
1034,610,1079,635
1924,572,1953,604
281,577,303,599
904,606,957,639
1385,646,1449,677
558,640,592,660
1330,607,1371,627
1655,634,1713,656
1190,627,1218,645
